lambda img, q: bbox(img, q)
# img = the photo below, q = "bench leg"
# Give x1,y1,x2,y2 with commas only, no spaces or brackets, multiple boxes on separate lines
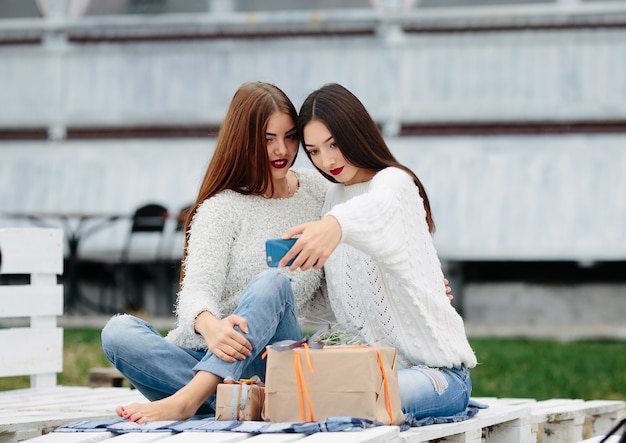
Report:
542,415,585,443
484,417,534,443
440,428,482,442
590,411,625,437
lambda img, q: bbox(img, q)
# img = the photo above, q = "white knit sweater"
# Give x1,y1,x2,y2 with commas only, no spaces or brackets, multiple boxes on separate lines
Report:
165,168,330,350
324,167,477,369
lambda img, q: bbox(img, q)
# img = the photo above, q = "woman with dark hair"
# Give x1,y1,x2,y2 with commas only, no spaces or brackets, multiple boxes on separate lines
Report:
102,82,331,423
281,83,477,420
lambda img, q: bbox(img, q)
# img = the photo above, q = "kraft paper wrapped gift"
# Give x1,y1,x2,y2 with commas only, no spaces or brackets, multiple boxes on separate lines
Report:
262,346,405,426
215,378,265,421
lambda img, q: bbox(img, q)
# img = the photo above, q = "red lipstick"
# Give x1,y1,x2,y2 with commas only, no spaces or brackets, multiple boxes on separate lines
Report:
330,167,344,176
271,159,288,169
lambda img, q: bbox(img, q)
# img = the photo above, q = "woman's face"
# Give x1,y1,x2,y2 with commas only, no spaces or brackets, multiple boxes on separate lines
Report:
303,120,373,185
266,112,298,183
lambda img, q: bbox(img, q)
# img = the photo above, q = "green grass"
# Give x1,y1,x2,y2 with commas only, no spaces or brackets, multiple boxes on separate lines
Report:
470,338,626,401
1,330,625,402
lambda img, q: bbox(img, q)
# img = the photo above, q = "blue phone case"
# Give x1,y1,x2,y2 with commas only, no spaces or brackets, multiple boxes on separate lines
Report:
265,238,297,267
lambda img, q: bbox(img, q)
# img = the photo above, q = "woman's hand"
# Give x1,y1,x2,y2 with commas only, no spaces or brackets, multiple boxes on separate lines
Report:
444,278,454,301
280,216,342,271
194,311,252,363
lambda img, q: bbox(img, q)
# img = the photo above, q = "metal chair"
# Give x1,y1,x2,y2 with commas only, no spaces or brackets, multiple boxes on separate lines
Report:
116,203,169,313
120,203,169,262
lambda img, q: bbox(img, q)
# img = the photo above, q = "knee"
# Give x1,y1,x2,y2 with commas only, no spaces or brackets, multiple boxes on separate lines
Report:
101,314,141,356
240,270,293,304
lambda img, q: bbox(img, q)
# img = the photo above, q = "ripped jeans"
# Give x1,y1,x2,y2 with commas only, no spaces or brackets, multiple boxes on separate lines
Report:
101,269,302,414
398,365,472,418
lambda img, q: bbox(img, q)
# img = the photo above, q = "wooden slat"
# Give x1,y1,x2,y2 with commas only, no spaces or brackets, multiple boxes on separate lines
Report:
20,433,118,443
162,433,253,442
0,228,63,275
99,434,174,442
300,426,400,442
584,400,626,436
0,386,147,440
0,284,63,317
580,437,622,443
400,402,532,442
0,327,63,378
243,435,306,443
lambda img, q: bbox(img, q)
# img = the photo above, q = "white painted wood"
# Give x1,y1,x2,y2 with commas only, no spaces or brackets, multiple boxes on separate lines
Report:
0,230,152,440
12,397,626,442
0,228,64,389
101,434,173,442
0,229,63,275
440,427,481,443
582,400,626,436
0,386,147,441
0,285,63,317
162,432,252,442
579,437,622,443
543,415,586,443
530,399,588,443
244,434,306,442
401,403,533,442
16,433,117,443
0,327,63,379
300,426,399,442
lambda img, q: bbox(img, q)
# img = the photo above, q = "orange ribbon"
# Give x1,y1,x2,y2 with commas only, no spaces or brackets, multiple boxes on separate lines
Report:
223,378,262,421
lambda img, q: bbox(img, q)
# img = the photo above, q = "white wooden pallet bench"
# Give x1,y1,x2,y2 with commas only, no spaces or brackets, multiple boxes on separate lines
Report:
2,228,624,443
15,397,625,443
0,228,147,443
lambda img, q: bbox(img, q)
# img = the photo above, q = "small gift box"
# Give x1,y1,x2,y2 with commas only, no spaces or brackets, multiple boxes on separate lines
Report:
215,376,265,421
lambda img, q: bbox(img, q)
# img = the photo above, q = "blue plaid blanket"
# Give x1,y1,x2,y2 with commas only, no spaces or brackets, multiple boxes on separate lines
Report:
54,400,486,435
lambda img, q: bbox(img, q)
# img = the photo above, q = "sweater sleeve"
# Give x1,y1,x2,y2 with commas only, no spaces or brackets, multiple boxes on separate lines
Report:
327,167,433,285
173,195,237,340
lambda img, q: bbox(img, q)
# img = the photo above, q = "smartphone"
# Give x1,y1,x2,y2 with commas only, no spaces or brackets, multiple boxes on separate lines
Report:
265,238,297,267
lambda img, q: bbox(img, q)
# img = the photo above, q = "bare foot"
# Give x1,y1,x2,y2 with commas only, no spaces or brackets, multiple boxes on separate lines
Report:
116,396,198,423
116,371,221,424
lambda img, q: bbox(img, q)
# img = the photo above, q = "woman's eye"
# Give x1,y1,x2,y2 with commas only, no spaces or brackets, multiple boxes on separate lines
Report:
286,133,297,140
307,149,318,156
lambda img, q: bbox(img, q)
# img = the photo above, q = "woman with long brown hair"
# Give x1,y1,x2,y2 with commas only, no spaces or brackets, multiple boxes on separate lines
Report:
101,82,331,423
281,83,476,421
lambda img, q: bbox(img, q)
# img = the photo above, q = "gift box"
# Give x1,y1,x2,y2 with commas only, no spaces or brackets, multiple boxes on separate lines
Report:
215,377,265,421
262,346,404,425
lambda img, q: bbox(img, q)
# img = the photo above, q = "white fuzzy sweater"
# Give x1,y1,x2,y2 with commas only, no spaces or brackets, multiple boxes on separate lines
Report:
324,167,477,369
165,168,330,350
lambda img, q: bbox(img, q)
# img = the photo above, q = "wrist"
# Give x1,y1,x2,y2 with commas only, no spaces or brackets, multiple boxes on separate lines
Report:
193,310,211,335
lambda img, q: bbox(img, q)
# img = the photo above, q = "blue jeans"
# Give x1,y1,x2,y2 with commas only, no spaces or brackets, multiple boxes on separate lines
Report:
101,269,302,414
398,365,472,419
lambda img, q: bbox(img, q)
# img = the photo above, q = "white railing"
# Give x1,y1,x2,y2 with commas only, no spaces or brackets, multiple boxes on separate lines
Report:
2,1,626,36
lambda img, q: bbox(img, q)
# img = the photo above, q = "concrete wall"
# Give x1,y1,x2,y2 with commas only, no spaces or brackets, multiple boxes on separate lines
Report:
2,134,624,263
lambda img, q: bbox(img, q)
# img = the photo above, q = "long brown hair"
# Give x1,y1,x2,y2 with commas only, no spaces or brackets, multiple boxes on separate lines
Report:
298,83,435,233
179,82,298,284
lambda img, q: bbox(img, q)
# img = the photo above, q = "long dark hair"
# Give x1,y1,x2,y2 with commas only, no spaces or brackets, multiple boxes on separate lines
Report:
180,82,298,284
298,83,435,233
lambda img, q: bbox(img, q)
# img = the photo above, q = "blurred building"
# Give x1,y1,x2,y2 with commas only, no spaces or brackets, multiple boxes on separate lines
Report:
1,0,625,331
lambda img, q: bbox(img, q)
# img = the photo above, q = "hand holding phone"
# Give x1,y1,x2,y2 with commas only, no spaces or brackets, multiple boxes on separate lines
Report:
265,238,297,267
